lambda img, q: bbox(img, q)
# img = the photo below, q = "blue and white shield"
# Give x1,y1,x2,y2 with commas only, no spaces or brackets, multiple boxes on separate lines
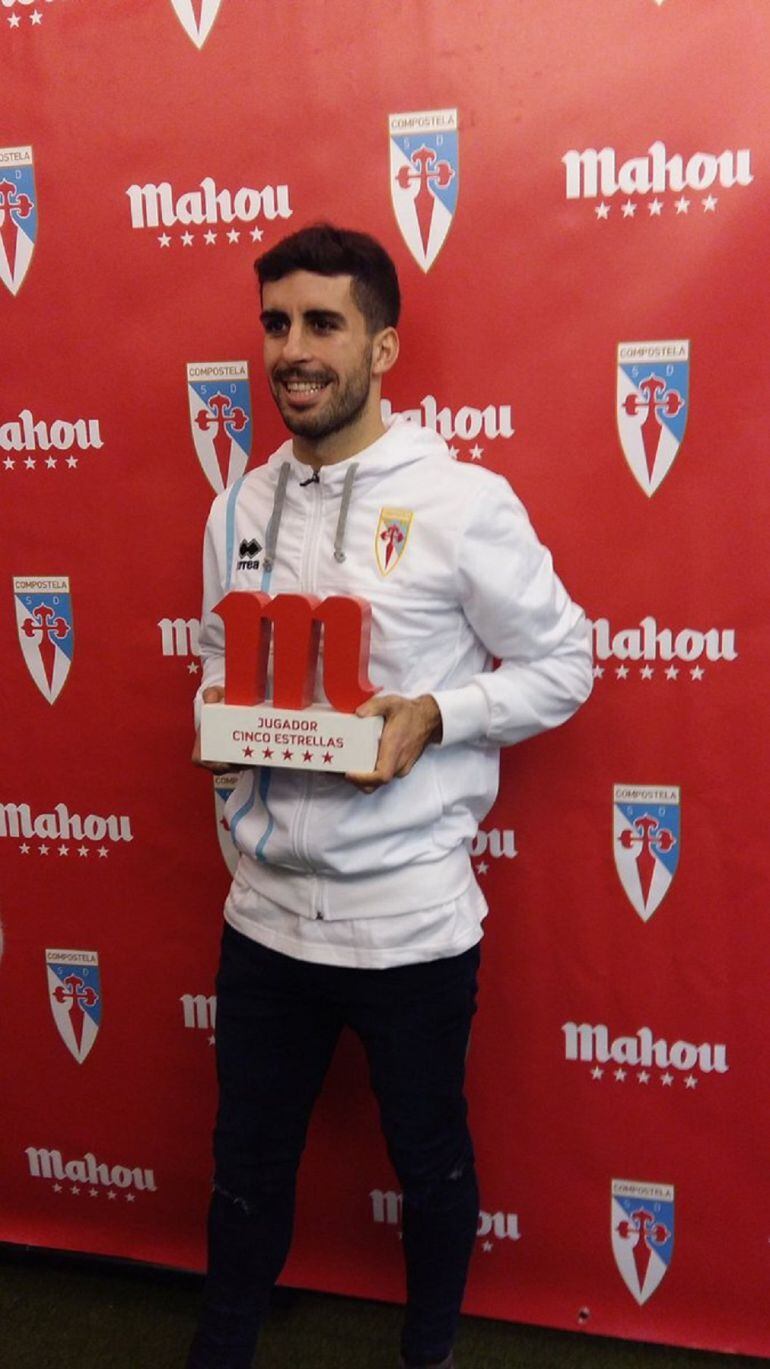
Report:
0,147,37,297
617,341,689,496
612,1179,675,1305
213,773,241,876
14,576,74,705
613,785,680,922
169,0,222,48
389,110,458,272
187,361,252,492
46,949,102,1064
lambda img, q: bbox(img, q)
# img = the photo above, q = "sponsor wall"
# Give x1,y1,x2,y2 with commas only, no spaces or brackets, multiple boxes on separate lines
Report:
1,0,767,1358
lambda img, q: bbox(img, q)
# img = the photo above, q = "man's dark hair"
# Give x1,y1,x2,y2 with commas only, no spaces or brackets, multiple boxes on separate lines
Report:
255,223,400,333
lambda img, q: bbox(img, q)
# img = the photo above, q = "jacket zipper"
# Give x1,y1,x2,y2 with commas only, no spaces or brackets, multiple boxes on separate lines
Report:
289,472,325,901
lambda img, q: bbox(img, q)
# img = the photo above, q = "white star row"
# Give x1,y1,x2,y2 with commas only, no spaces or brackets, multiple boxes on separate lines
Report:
590,1065,700,1087
3,455,80,470
593,664,706,681
19,843,111,857
594,195,718,219
158,226,264,247
50,1184,139,1201
7,10,45,25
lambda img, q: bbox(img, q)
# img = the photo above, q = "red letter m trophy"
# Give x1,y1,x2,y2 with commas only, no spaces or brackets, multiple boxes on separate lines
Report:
200,593,383,772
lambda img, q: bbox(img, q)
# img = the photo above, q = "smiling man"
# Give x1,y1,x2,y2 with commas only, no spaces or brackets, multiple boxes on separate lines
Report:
187,224,592,1369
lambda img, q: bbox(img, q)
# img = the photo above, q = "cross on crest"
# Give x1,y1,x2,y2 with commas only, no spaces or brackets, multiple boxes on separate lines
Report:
194,392,249,487
46,950,102,1064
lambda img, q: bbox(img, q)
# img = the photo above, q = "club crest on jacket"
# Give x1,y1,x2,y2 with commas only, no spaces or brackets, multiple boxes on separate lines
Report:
375,509,413,576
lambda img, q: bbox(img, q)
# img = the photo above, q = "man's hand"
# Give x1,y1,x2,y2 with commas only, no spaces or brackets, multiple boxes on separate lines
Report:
346,693,443,793
192,686,234,775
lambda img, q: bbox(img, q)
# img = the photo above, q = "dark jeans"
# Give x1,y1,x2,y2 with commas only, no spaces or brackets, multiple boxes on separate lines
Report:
187,921,481,1369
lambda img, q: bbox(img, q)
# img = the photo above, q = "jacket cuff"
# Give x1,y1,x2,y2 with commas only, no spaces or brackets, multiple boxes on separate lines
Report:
431,682,491,748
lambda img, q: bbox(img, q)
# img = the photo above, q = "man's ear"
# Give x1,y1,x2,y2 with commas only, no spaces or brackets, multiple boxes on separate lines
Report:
371,327,399,377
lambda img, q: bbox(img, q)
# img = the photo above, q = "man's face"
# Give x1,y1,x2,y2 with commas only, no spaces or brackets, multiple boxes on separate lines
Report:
260,271,375,440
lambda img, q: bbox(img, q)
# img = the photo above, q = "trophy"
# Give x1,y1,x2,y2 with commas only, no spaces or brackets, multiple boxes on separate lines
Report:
200,592,383,773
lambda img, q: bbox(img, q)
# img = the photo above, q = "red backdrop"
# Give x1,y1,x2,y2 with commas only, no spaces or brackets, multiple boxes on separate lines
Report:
1,0,768,1358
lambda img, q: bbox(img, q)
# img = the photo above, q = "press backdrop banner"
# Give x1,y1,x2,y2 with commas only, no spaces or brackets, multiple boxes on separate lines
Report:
1,0,768,1359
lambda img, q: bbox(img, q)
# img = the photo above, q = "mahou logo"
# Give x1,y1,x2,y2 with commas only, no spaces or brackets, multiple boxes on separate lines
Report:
612,1179,674,1305
0,146,36,295
381,396,514,462
470,827,517,878
371,1189,520,1254
592,616,737,683
1,409,104,474
180,992,217,1039
187,362,252,491
158,615,201,683
126,175,292,249
0,800,134,858
26,1145,157,1200
562,1021,728,1088
563,140,752,219
169,0,222,48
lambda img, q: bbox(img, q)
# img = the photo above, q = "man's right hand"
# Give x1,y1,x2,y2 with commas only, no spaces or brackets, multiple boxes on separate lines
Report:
192,686,233,774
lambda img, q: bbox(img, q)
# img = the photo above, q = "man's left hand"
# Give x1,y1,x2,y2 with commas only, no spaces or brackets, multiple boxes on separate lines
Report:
346,693,443,793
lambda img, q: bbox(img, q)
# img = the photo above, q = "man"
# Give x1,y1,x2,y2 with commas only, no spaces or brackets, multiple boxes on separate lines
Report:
188,224,592,1369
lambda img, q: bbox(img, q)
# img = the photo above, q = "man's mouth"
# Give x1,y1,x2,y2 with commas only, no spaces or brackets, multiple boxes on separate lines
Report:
276,372,333,403
283,380,328,395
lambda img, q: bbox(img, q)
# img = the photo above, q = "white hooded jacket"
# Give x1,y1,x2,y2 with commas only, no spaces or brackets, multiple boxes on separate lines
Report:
197,417,592,923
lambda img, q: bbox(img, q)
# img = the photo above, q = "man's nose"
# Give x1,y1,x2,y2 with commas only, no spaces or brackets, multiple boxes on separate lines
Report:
280,325,311,364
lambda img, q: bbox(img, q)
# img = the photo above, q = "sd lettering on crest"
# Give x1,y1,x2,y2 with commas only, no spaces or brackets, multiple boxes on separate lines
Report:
14,576,74,704
46,950,102,1064
187,362,252,492
0,147,37,297
389,110,458,272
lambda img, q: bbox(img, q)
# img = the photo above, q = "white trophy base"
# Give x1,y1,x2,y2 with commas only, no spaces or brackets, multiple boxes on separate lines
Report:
201,702,383,774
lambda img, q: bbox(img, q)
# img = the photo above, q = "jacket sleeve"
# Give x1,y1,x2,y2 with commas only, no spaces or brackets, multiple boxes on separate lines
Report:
431,478,593,748
193,498,228,728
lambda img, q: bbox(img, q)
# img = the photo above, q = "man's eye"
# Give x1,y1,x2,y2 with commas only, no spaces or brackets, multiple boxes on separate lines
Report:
263,319,288,336
312,319,336,333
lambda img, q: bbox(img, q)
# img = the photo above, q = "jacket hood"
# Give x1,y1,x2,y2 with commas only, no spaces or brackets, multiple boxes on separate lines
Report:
264,414,449,487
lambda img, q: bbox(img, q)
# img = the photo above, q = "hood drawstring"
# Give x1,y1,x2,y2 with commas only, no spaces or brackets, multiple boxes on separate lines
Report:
262,461,290,572
334,462,358,563
262,459,359,571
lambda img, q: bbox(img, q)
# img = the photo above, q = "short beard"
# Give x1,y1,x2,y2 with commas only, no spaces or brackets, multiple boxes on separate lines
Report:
272,343,373,441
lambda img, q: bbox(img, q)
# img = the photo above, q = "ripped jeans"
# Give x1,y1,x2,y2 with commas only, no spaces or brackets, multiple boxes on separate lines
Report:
186,922,481,1369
